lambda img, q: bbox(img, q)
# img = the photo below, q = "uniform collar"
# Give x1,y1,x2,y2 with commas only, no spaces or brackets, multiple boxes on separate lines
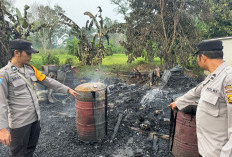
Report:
7,61,26,73
209,61,228,80
7,61,14,68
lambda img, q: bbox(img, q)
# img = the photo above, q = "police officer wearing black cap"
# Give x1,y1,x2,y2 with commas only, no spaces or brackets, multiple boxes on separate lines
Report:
0,39,79,157
169,40,232,157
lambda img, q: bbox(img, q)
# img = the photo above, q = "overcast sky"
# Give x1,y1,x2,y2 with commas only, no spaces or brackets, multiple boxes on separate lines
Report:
14,0,124,27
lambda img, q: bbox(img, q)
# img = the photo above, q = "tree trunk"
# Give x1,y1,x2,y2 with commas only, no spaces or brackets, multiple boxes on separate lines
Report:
48,29,52,55
39,29,47,54
162,52,176,70
49,36,52,54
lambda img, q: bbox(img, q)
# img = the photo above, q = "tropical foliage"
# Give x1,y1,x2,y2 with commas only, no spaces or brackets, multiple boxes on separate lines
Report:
1,0,232,71
59,7,125,65
0,1,11,67
112,0,210,69
204,0,232,38
65,37,79,56
3,4,48,39
42,54,60,65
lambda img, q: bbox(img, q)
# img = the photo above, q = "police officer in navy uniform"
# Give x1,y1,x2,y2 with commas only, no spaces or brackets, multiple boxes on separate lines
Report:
0,39,79,157
169,40,232,157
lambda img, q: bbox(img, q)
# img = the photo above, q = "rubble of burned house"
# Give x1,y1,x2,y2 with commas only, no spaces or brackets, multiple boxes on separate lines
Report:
0,64,202,157
36,64,77,104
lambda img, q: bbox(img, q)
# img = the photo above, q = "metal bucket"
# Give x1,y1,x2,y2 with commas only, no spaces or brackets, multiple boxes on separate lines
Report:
170,110,198,157
75,82,107,142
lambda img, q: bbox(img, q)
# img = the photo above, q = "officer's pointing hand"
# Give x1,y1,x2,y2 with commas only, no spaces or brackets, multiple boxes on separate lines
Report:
68,88,80,97
168,102,177,110
0,129,11,146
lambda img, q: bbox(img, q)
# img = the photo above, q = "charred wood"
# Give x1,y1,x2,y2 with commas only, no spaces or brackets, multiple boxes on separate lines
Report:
111,113,123,140
152,135,159,156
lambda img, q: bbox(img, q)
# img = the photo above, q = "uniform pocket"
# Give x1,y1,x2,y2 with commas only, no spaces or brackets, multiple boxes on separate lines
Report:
201,92,219,116
12,79,25,87
12,79,27,96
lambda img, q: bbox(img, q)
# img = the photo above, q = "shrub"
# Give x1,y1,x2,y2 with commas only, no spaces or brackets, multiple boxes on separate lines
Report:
66,37,79,56
42,54,60,65
64,57,75,65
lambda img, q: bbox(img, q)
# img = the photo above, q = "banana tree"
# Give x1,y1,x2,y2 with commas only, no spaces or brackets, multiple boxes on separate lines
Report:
59,7,125,66
3,4,49,39
59,12,91,65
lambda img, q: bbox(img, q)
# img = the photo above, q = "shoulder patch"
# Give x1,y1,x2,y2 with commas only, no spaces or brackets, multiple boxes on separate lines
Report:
226,90,232,94
227,95,232,104
29,65,46,81
225,85,232,90
0,76,3,84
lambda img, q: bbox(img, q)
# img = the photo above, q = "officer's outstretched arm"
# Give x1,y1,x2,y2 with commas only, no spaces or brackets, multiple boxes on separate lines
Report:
175,82,203,110
29,65,78,95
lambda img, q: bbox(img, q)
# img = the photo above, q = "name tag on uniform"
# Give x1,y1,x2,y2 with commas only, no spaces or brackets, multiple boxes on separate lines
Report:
12,76,21,81
206,87,218,93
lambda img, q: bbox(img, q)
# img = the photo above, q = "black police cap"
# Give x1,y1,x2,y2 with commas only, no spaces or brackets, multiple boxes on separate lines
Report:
195,40,223,55
10,39,39,53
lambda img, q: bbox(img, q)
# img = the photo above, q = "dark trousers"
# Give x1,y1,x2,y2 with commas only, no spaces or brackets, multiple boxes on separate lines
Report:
10,121,41,157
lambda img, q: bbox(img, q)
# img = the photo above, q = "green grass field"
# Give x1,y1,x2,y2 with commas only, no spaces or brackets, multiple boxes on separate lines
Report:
30,50,161,78
32,52,160,67
102,54,160,71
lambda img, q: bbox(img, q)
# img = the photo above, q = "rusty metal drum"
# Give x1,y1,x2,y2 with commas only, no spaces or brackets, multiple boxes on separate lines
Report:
75,82,107,142
171,111,198,157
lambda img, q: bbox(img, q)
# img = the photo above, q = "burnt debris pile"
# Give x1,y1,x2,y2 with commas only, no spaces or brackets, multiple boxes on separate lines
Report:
0,68,201,157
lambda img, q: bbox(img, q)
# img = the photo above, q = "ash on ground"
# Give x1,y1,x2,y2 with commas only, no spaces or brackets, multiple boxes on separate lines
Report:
0,72,201,157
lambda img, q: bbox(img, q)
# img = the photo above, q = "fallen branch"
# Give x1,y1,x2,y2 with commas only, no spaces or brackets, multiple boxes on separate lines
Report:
130,127,169,140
